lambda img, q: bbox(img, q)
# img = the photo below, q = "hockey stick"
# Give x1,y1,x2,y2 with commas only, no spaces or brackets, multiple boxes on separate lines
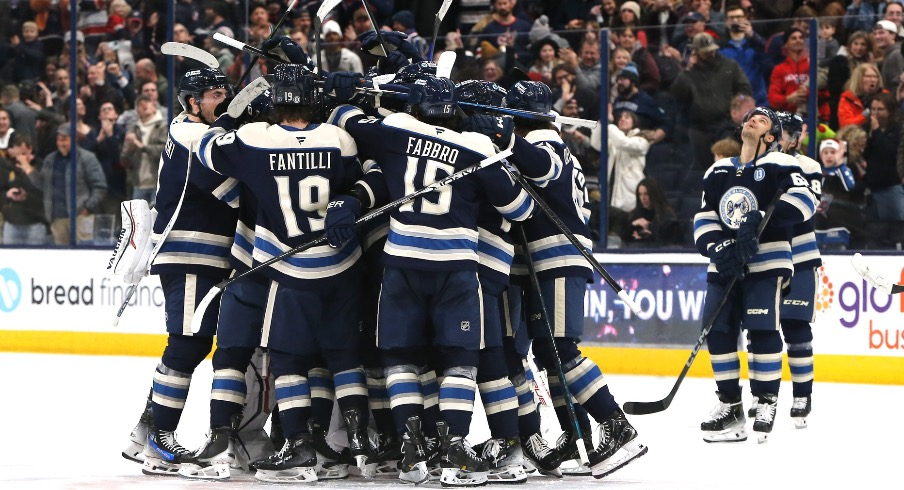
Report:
622,190,785,415
190,149,514,332
161,42,219,69
234,0,298,91
227,76,271,118
459,102,599,129
500,165,641,314
315,0,343,74
214,33,287,65
428,0,454,60
360,0,390,58
519,226,590,465
851,253,904,295
436,50,456,79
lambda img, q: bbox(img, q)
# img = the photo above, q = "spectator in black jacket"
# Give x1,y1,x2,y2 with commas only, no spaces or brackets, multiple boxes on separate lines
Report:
863,92,904,222
1,134,46,245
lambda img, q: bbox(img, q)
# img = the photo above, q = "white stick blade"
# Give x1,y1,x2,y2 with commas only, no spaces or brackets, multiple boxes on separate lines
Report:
851,253,894,295
618,289,642,315
317,0,343,21
436,51,456,78
228,76,271,118
191,287,223,334
161,42,219,69
555,115,598,128
213,32,244,51
437,0,453,21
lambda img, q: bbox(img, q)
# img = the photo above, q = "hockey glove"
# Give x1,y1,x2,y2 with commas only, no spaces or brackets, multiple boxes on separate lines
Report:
240,88,273,123
324,72,363,103
358,30,423,61
262,36,313,67
735,210,763,262
709,239,745,280
324,195,362,248
460,114,515,152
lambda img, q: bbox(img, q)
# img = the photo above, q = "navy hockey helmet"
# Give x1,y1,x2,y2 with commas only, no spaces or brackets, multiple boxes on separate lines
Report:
455,80,507,107
775,111,804,142
392,61,438,85
406,75,456,119
272,64,319,106
742,106,783,143
178,68,231,112
504,81,553,114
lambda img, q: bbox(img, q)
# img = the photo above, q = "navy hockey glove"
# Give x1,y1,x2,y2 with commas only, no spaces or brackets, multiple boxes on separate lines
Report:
324,195,362,248
734,210,763,262
324,72,363,102
262,36,313,67
709,239,745,280
460,115,515,151
358,30,422,61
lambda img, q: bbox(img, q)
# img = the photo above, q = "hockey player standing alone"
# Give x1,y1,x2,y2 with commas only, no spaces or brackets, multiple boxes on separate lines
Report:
693,107,818,443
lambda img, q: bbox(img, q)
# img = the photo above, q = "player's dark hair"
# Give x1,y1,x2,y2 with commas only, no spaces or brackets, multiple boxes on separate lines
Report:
272,104,320,124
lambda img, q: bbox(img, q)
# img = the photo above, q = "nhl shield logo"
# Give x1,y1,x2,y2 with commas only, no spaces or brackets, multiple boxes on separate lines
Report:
460,321,471,332
719,186,758,229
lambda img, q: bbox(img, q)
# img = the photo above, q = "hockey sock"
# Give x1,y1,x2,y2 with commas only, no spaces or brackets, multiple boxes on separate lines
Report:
385,364,424,434
419,367,442,437
210,346,256,428
366,368,395,435
151,363,192,432
439,367,478,437
707,329,742,398
782,320,814,397
274,374,312,439
510,371,542,436
478,347,519,438
748,330,783,396
308,367,334,427
562,357,618,421
333,367,369,423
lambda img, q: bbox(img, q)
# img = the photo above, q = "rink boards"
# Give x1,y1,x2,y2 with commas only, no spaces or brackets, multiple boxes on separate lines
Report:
1,249,902,384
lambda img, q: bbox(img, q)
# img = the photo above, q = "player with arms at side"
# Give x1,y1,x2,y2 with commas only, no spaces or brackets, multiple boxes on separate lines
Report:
693,107,817,444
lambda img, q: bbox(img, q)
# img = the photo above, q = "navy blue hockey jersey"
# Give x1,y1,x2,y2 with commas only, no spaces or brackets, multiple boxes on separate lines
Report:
790,153,823,270
693,151,818,282
151,114,238,277
197,120,362,290
328,105,533,272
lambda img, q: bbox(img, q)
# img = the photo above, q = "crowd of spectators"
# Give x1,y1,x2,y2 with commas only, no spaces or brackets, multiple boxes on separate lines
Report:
1,0,903,250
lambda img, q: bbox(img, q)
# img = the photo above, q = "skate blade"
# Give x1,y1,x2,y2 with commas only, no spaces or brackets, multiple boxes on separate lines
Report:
399,462,430,485
374,460,400,478
178,462,231,480
559,459,591,477
440,468,489,487
757,433,770,444
122,448,145,464
487,464,527,484
316,462,349,480
591,440,649,479
141,457,181,476
254,467,318,483
702,426,748,443
792,417,808,429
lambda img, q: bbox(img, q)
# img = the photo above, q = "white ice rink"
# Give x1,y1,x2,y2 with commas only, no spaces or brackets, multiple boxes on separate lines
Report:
1,352,901,489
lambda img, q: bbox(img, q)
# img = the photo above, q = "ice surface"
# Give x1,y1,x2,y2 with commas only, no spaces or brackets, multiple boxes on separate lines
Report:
0,352,900,489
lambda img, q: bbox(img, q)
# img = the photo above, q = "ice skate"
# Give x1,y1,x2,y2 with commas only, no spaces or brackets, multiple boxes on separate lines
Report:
480,438,527,484
436,422,489,487
371,432,402,478
344,408,376,478
398,416,430,484
251,434,318,483
589,409,648,479
701,392,747,443
790,395,811,429
308,420,349,480
122,403,151,464
178,425,236,480
520,432,561,477
552,430,592,477
753,394,778,443
142,429,192,476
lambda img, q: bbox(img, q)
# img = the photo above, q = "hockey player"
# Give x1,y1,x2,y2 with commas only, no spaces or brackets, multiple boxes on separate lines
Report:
464,80,648,479
196,64,370,483
124,68,240,476
324,73,533,486
745,111,820,428
694,107,818,443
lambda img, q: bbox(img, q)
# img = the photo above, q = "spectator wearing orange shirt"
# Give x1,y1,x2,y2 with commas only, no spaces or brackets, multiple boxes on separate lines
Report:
837,63,886,127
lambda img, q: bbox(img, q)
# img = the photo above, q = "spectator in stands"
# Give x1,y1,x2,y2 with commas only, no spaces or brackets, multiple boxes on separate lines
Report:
77,0,109,54
321,20,363,73
606,109,649,214
710,137,741,161
642,0,680,52
572,37,602,118
471,0,533,63
528,37,561,85
119,82,165,130
1,85,36,141
199,0,236,41
1,134,46,245
33,110,65,161
845,0,881,34
21,125,107,245
838,63,885,127
617,27,661,94
550,0,601,50
614,2,648,48
608,47,632,100
559,96,598,174
764,6,814,81
0,109,14,157
672,11,708,57
619,178,682,248
827,31,874,129
121,94,166,208
863,92,904,221
69,96,98,154
50,69,72,113
3,21,43,84
612,63,667,144
290,7,313,46
391,10,428,61
59,30,92,79
816,18,840,65
135,59,168,107
720,3,767,106
768,28,829,122
247,3,273,40
78,62,124,128
671,32,752,168
691,0,726,38
816,130,867,248
884,1,904,36
872,20,904,91
94,101,127,210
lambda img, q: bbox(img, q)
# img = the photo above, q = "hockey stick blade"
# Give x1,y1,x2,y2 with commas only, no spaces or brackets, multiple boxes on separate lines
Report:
228,76,271,118
161,42,219,69
436,50,456,79
191,282,226,334
316,0,343,21
213,33,286,64
851,253,904,295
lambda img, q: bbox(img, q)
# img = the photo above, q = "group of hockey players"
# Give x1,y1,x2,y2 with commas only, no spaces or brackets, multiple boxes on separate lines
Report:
112,29,648,486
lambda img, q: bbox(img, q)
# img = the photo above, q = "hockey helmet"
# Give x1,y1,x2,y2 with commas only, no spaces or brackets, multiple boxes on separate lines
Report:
775,111,804,142
392,61,438,85
178,68,231,112
455,80,507,107
742,106,783,143
504,81,553,114
406,75,456,119
272,64,319,106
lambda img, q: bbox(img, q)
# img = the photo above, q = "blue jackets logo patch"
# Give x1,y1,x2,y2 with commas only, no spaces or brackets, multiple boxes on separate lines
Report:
719,186,758,229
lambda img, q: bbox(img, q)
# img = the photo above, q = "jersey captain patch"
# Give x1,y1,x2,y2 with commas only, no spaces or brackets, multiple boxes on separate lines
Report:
719,186,758,229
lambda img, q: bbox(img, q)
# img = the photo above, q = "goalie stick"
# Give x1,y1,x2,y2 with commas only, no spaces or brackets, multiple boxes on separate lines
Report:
190,149,515,333
622,190,784,415
851,253,904,295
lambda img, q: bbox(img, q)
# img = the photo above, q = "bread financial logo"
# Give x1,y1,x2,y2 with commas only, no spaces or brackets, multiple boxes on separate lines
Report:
0,268,22,312
719,186,758,229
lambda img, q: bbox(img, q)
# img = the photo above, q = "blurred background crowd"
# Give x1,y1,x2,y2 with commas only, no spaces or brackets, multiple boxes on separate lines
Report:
1,0,902,250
